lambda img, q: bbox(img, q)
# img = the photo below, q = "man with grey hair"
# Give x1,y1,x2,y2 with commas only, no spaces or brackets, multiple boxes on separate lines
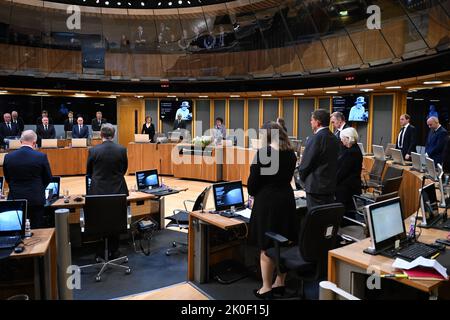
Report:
86,123,128,259
4,130,52,228
0,112,20,147
425,116,447,165
11,110,24,134
330,111,349,140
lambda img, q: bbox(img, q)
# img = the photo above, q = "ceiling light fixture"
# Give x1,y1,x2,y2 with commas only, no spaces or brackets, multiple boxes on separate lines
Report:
326,91,338,94
261,94,272,97
293,93,305,96
386,86,402,89
230,95,240,98
0,90,8,94
423,81,443,85
430,99,440,102
199,95,208,98
37,91,48,95
167,95,177,98
360,89,374,92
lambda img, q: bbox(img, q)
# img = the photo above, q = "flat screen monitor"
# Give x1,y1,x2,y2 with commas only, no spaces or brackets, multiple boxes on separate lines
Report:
419,183,439,225
136,169,160,190
0,200,27,237
332,94,370,122
160,100,193,121
212,181,245,211
45,177,61,202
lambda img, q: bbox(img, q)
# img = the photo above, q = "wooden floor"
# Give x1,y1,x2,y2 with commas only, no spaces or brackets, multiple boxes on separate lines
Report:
119,282,210,300
61,175,247,227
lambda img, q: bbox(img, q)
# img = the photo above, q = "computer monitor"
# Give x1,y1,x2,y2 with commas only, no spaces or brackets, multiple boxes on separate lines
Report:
92,131,101,139
372,145,385,161
366,197,406,252
212,181,245,212
135,169,160,190
419,183,439,226
426,157,438,181
41,139,58,149
250,139,262,150
134,134,150,143
385,143,396,158
411,152,425,172
391,148,408,166
45,177,61,203
357,142,366,155
72,138,87,148
8,139,21,150
86,175,92,194
0,200,27,237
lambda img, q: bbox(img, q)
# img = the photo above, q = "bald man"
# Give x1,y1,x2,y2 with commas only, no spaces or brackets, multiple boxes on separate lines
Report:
0,113,20,147
425,116,448,165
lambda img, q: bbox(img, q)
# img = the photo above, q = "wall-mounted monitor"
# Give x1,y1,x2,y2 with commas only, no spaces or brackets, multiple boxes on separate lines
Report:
332,94,370,123
160,100,193,121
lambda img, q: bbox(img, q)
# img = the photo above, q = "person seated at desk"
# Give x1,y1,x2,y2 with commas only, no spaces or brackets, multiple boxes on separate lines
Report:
213,117,226,143
335,127,363,212
91,111,107,132
247,121,297,299
173,114,187,130
36,116,56,147
11,110,24,134
72,116,89,139
0,112,20,147
141,116,155,142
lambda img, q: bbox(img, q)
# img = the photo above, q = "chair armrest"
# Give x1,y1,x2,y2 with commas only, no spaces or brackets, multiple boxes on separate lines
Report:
342,216,366,227
265,231,289,244
183,199,195,211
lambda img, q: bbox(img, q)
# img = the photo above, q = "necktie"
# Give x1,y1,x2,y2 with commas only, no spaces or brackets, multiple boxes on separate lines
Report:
45,125,47,131
335,130,340,139
79,125,82,132
398,127,405,148
7,123,10,130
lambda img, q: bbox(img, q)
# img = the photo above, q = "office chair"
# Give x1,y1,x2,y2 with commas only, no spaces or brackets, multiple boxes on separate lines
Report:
79,194,131,282
165,186,210,256
383,166,403,180
265,203,345,299
362,159,386,190
364,176,403,199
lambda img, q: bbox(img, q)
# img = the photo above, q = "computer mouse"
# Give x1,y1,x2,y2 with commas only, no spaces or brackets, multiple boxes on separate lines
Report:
74,197,83,202
14,246,24,253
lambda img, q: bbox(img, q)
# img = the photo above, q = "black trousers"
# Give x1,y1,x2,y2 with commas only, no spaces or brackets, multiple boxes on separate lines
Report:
306,193,335,211
28,205,46,229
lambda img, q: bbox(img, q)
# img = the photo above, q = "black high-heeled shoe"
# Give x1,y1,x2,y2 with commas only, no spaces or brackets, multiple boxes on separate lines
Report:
253,289,273,300
271,286,286,296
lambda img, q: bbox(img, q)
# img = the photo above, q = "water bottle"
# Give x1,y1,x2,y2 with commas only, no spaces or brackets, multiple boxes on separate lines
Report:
25,219,31,238
248,195,254,209
408,216,416,239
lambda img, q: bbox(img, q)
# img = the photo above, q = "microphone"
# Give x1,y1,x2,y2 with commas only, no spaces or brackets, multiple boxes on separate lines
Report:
379,136,383,146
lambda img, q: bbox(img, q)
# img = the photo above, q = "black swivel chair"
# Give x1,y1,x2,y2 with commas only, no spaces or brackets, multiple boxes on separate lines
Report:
362,159,386,190
165,186,210,256
79,194,131,282
265,203,345,299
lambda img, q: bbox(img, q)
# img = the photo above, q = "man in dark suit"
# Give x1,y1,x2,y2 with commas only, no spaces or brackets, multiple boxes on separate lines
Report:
36,110,53,126
36,116,56,147
395,114,417,160
72,116,89,138
11,111,25,134
3,130,52,229
173,114,187,130
425,116,447,165
330,111,350,140
91,111,107,132
298,109,339,209
0,113,20,147
87,123,128,259
64,111,75,135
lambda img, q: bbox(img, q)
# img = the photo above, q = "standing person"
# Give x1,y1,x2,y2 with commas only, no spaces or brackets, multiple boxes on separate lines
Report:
91,111,107,132
11,111,24,134
335,127,363,211
3,130,52,229
173,114,187,130
64,111,75,138
72,116,89,138
86,124,128,259
36,110,52,126
330,111,349,140
425,116,447,165
248,121,297,299
395,114,417,160
141,116,155,142
298,109,339,209
36,116,56,147
0,113,20,147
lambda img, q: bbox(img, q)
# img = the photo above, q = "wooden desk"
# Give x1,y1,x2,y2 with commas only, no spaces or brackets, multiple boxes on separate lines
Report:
328,222,450,299
119,282,210,300
6,228,57,300
188,210,244,283
40,147,89,176
127,143,159,174
173,145,223,182
223,147,256,185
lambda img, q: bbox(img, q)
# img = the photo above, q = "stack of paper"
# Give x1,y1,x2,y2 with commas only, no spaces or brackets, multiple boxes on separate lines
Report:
392,256,449,280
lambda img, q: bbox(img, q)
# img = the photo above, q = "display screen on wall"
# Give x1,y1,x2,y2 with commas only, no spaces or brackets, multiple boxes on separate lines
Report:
160,99,193,121
332,94,370,122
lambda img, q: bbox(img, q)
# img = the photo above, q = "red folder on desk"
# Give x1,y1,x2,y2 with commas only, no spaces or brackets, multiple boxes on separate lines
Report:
403,267,447,281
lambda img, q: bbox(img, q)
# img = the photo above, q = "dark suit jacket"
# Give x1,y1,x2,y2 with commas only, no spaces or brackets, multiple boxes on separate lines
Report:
64,118,75,132
4,146,52,206
36,116,53,126
334,123,350,140
0,122,20,146
425,126,448,165
91,118,107,131
173,119,187,130
395,124,417,158
36,124,56,146
141,123,155,142
442,135,450,173
12,117,24,133
336,144,363,209
72,124,89,138
86,141,128,196
298,127,339,195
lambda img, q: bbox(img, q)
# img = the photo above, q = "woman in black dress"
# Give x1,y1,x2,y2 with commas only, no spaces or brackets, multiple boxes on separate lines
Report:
141,116,155,142
248,121,297,299
335,127,363,211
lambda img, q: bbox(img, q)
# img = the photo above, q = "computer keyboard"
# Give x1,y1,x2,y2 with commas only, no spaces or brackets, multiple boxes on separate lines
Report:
141,187,169,194
0,236,21,249
395,243,438,261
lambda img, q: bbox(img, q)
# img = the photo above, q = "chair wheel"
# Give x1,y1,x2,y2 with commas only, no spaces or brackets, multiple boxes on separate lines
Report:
126,268,131,275
95,257,101,263
96,276,101,282
172,242,177,247
166,250,170,256
124,257,128,263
